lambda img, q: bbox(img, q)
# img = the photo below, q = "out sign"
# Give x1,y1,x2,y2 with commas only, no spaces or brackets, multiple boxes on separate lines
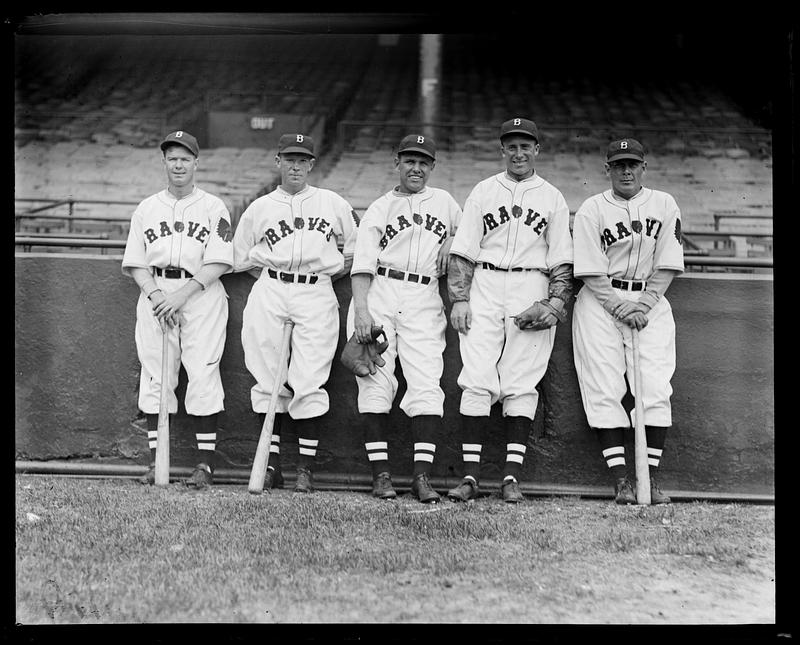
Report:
250,116,275,130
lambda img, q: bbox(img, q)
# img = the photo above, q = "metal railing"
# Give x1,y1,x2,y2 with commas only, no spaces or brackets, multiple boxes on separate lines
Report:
15,198,136,234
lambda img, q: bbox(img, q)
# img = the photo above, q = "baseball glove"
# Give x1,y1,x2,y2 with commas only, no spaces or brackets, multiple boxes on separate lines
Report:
512,299,567,330
340,325,389,376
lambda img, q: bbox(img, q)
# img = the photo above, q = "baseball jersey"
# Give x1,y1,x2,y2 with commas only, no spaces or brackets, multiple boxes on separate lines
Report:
572,187,685,280
450,172,573,270
233,185,358,275
122,187,234,275
351,186,462,278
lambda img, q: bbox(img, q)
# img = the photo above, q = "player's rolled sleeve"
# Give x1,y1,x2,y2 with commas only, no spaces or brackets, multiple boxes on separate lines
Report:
572,202,611,277
447,194,483,262
350,200,386,275
121,208,149,276
231,208,259,272
544,193,574,269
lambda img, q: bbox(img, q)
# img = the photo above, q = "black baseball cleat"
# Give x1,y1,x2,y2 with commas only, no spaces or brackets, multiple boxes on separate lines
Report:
264,467,284,490
614,477,637,504
501,478,524,503
137,463,156,485
447,478,479,502
294,467,314,493
650,478,672,505
372,471,397,499
411,473,441,503
185,463,213,489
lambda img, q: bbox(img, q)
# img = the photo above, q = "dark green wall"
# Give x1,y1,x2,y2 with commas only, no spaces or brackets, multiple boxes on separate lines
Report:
15,255,774,495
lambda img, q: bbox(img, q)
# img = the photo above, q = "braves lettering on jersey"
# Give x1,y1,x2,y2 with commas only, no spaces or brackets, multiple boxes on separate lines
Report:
572,187,684,280
347,186,462,417
122,187,234,416
449,172,572,270
233,185,358,275
351,186,462,278
123,187,234,275
233,184,358,419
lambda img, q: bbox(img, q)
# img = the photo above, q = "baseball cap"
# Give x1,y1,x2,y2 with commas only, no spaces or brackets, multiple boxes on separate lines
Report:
606,138,645,163
278,134,315,157
397,134,436,160
500,118,539,142
160,130,199,157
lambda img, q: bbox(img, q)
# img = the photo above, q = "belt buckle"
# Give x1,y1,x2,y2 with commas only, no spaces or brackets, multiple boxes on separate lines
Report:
279,271,292,283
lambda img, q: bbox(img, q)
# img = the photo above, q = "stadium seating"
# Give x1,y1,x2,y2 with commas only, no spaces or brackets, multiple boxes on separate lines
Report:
15,33,772,259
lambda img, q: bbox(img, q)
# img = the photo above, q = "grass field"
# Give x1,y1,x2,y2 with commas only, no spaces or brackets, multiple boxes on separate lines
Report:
15,474,776,625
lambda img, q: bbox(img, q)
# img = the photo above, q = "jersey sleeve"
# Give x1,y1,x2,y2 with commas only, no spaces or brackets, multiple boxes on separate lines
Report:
350,198,385,275
333,193,359,258
201,196,235,268
653,192,685,273
448,186,483,261
447,192,463,234
231,204,259,272
121,206,149,277
572,198,611,277
544,190,574,269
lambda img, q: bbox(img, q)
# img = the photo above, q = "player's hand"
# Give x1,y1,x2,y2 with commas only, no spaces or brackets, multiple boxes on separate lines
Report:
437,237,454,275
511,302,557,330
622,311,649,330
450,301,472,334
609,299,645,321
153,290,187,328
353,308,377,344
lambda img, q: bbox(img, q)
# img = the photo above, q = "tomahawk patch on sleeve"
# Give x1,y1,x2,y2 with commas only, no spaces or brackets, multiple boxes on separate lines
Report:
217,217,233,242
674,219,682,245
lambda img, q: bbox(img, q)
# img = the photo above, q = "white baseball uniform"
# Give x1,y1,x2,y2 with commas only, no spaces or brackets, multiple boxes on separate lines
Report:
572,186,685,428
122,187,234,416
232,184,358,419
346,185,462,417
449,171,573,418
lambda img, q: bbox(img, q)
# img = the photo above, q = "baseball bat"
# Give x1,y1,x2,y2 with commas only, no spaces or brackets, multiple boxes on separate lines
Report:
248,319,295,495
154,321,170,486
631,328,651,505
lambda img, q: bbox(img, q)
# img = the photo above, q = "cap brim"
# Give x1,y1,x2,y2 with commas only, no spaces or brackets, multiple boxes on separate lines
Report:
501,130,538,140
606,153,644,163
161,141,198,156
398,147,435,159
279,147,315,157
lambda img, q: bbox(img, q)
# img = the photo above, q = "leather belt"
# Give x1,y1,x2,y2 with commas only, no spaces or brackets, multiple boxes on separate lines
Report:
154,266,193,279
481,262,535,272
267,268,319,284
611,278,646,291
377,266,431,285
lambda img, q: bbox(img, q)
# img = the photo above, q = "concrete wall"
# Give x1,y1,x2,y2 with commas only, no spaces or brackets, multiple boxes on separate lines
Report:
15,254,774,495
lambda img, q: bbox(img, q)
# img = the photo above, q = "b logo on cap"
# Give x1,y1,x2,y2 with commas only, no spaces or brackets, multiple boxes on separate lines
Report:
175,131,184,138
296,135,304,143
513,119,521,125
620,141,628,149
417,136,425,144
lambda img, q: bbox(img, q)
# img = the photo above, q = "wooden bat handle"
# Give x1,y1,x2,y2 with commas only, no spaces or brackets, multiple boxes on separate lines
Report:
631,328,651,504
248,319,295,495
154,322,170,486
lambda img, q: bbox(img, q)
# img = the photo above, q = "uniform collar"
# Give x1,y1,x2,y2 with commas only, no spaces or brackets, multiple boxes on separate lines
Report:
501,171,542,188
608,186,649,203
392,185,429,197
165,185,198,201
277,184,312,198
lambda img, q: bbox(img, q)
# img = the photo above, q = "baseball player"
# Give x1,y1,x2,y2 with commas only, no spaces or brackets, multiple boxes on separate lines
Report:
232,133,358,494
446,118,574,503
346,134,462,503
122,130,234,489
572,138,684,505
